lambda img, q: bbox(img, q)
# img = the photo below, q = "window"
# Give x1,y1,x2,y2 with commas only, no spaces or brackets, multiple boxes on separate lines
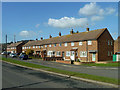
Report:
45,45,47,47
59,43,62,47
80,51,87,57
25,47,26,49
65,43,67,47
56,51,61,56
108,51,110,56
33,46,35,48
39,46,41,48
79,41,82,45
36,46,38,48
66,51,70,56
108,40,110,45
71,42,74,46
49,44,51,47
29,46,31,49
41,46,43,48
54,44,56,47
111,51,113,56
88,41,92,45
22,47,24,49
111,41,112,45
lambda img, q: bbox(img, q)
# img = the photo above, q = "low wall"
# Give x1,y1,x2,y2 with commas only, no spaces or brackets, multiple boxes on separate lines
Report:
56,60,71,64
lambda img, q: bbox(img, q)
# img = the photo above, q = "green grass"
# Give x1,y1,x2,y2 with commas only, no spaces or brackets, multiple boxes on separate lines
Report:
81,63,119,67
2,57,119,85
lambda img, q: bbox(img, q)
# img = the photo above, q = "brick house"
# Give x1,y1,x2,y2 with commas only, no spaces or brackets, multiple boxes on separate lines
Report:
23,28,114,62
7,41,28,53
114,36,120,54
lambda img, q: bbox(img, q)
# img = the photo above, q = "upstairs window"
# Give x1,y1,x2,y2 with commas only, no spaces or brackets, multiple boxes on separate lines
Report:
45,45,47,47
39,46,41,48
41,46,43,48
33,46,35,48
71,42,74,46
79,41,82,45
54,44,56,47
111,41,112,45
65,43,67,47
88,41,92,45
22,47,24,49
49,44,51,47
108,40,110,45
36,46,38,48
59,43,62,47
29,46,30,49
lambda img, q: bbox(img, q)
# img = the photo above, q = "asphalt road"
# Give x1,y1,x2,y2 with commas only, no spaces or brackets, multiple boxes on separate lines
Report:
2,62,114,89
12,57,118,79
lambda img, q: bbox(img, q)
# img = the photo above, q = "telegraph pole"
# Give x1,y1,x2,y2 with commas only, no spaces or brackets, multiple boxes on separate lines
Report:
6,34,7,58
14,34,16,43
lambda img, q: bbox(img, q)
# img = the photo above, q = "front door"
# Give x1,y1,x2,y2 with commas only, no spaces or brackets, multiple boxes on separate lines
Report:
70,51,75,60
92,53,96,62
62,52,65,59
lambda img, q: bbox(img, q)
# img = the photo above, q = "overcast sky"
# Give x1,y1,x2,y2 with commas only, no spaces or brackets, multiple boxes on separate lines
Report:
2,2,118,43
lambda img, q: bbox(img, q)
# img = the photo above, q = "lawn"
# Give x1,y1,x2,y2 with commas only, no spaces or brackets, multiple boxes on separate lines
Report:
2,57,119,85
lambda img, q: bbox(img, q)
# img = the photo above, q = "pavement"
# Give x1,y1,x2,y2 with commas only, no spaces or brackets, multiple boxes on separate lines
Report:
2,62,115,88
11,57,118,79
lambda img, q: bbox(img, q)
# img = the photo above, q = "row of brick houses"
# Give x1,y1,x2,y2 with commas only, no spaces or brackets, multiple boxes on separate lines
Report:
7,28,116,62
20,28,114,62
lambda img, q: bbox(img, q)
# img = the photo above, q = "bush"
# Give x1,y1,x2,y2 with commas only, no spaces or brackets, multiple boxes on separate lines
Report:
76,59,80,62
26,49,34,55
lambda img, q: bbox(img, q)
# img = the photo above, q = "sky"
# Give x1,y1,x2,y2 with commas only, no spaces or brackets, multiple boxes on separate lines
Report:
2,2,118,43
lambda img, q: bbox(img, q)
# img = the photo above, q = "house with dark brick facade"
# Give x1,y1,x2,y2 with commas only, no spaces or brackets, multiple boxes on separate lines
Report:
114,36,120,54
7,40,29,53
22,28,114,62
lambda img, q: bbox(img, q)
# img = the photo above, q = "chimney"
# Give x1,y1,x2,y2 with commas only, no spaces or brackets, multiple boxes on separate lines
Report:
59,32,61,36
41,37,43,40
49,35,52,38
70,29,74,34
76,31,79,33
86,28,89,32
36,38,38,41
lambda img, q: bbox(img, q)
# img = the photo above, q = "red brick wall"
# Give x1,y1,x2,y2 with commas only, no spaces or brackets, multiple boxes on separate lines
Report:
97,29,114,61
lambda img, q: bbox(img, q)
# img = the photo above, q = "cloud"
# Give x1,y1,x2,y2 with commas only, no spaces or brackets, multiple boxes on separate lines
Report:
106,8,115,15
91,16,104,21
19,30,36,38
48,17,88,28
35,24,40,28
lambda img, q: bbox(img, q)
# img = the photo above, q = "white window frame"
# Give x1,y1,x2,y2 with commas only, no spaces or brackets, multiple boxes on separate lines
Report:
36,46,38,48
79,41,82,45
80,51,87,57
71,42,74,46
33,46,35,48
29,46,31,49
49,44,51,47
66,51,70,57
88,41,92,45
45,45,47,47
59,43,62,47
56,51,61,56
65,43,67,47
39,46,41,48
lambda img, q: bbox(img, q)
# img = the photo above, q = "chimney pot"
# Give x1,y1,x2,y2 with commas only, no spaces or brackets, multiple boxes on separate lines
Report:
49,35,52,38
41,37,43,40
86,28,89,32
36,38,38,41
76,31,79,33
70,29,74,34
59,32,61,36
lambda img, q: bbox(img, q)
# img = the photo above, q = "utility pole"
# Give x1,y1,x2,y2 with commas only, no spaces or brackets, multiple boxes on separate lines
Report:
14,34,16,43
6,34,7,58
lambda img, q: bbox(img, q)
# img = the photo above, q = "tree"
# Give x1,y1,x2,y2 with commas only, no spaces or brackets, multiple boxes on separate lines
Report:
26,49,34,55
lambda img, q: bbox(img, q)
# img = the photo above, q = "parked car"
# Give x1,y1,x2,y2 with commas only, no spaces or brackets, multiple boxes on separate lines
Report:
19,54,28,60
1,51,7,55
7,52,11,55
9,53,17,58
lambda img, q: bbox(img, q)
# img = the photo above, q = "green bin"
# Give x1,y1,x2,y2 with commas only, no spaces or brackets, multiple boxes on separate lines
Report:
113,54,116,62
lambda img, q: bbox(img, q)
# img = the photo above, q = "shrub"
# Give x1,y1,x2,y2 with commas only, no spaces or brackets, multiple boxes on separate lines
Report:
26,49,34,55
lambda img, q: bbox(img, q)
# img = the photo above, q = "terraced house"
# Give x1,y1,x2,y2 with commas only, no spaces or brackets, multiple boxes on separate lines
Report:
22,28,114,62
7,41,29,53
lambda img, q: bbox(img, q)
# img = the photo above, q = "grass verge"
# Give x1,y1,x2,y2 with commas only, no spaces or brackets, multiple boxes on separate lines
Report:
2,57,119,85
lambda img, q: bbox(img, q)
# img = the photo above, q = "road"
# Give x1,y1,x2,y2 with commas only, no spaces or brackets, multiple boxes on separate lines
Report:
2,62,114,89
12,57,118,79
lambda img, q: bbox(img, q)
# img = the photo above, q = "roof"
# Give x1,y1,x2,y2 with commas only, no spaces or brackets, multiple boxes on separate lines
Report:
7,41,23,48
23,28,107,47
